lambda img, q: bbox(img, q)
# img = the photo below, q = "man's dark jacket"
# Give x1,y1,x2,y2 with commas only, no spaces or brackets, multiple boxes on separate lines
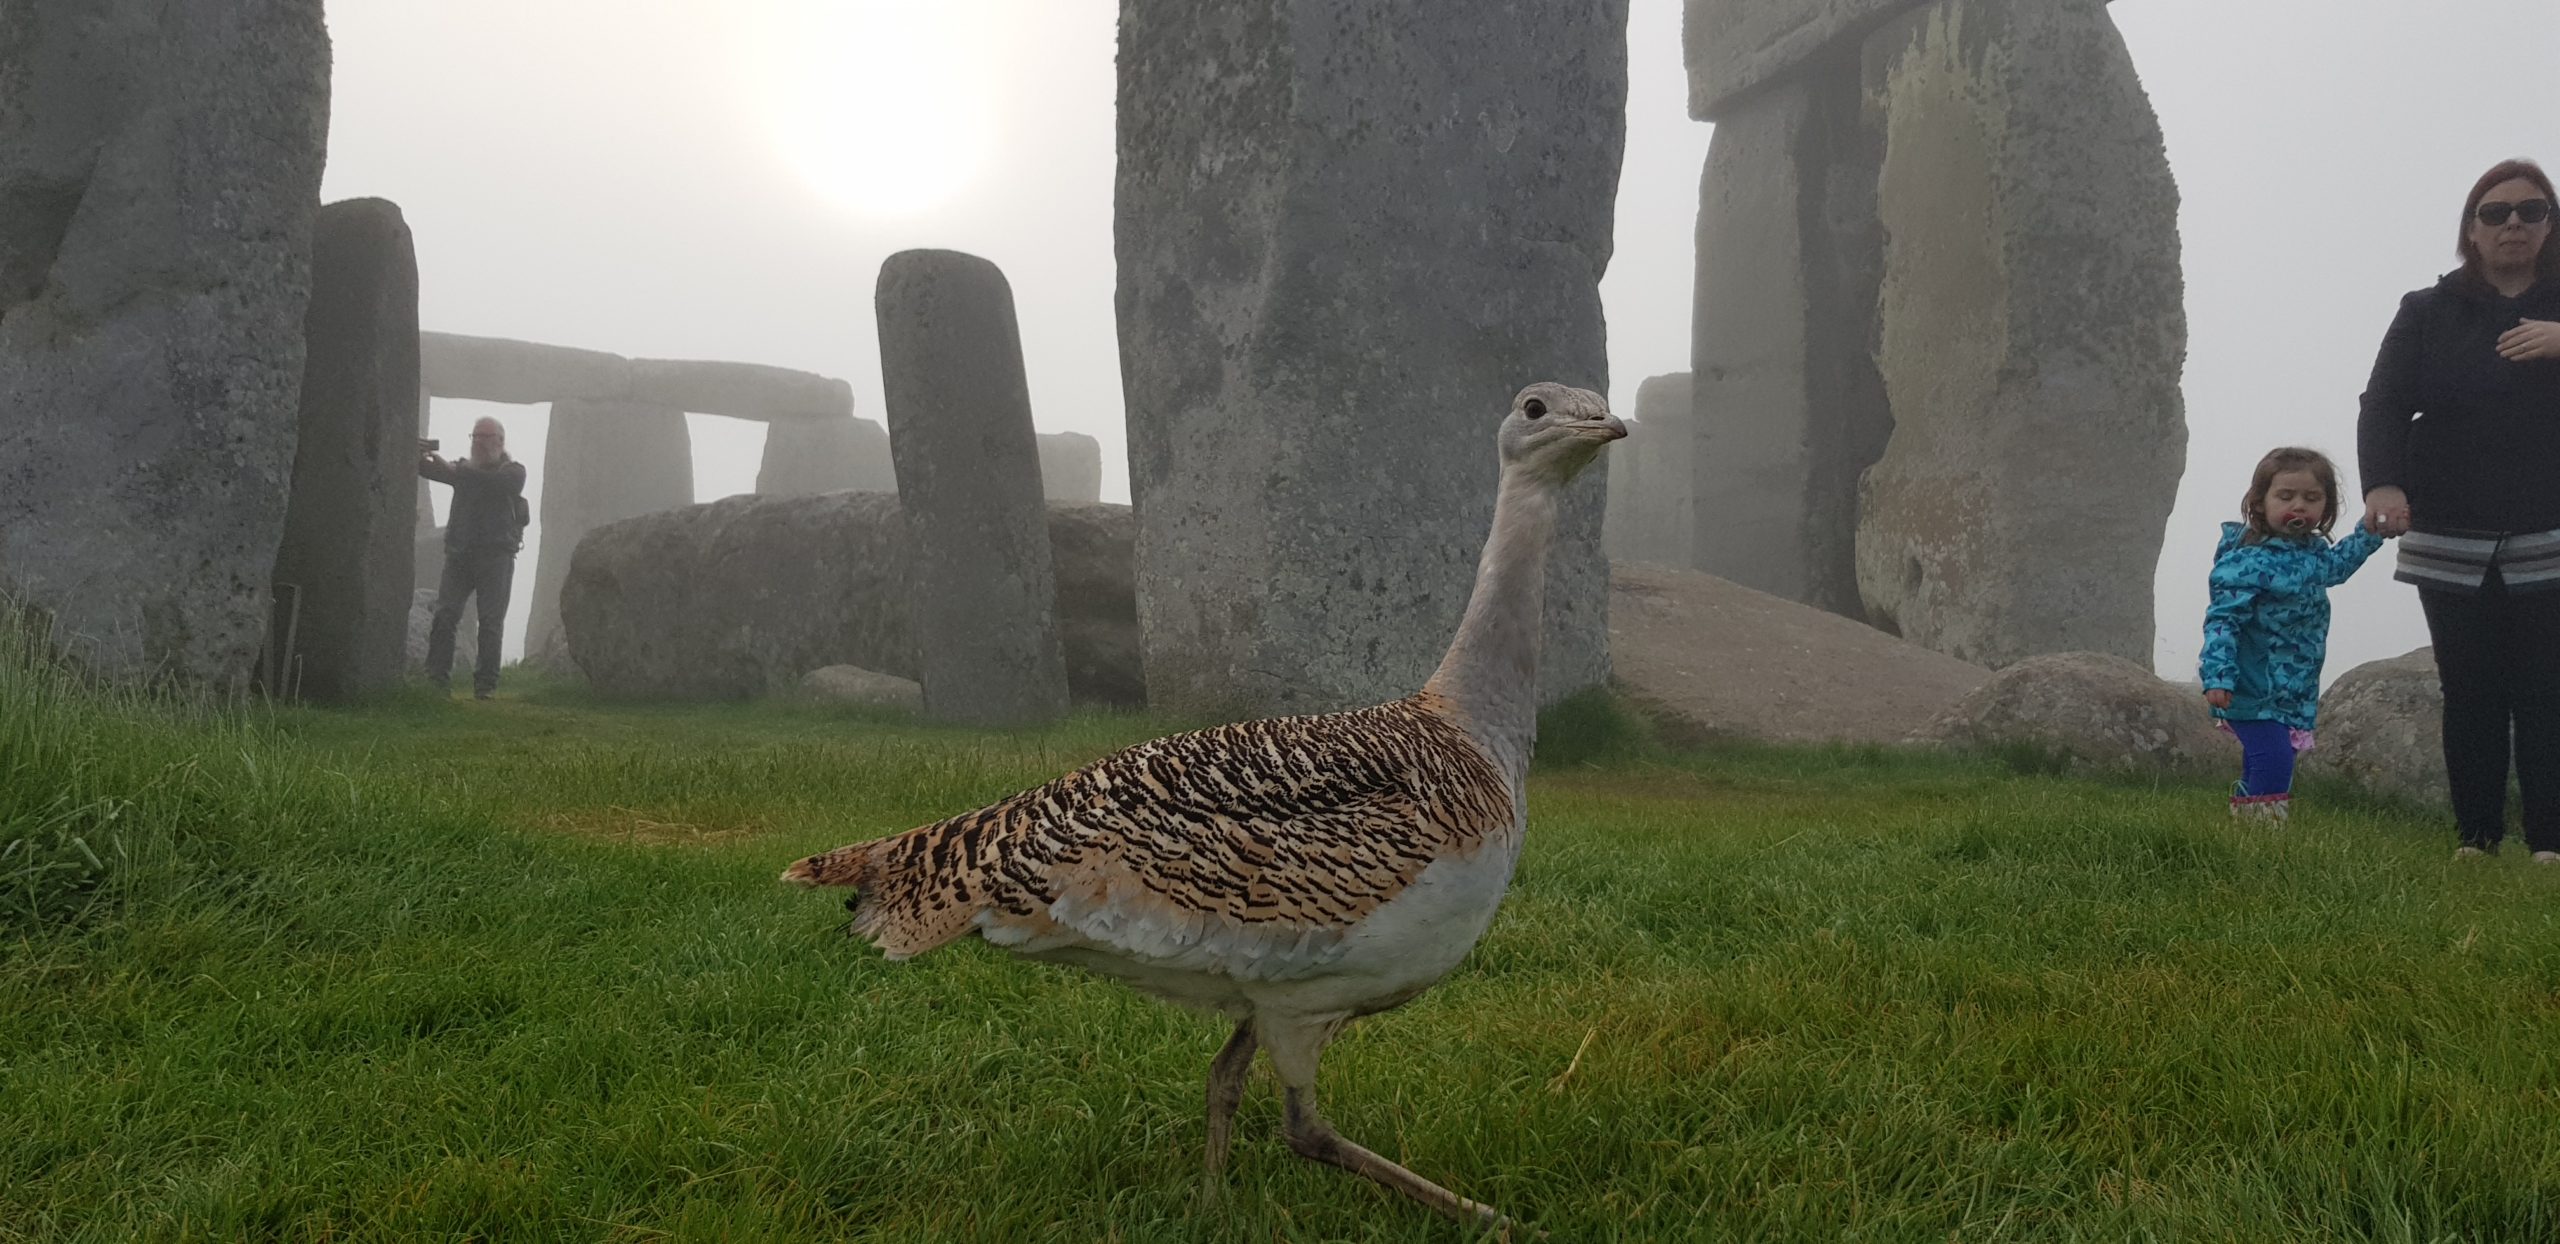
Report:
2358,270,2560,534
421,455,528,553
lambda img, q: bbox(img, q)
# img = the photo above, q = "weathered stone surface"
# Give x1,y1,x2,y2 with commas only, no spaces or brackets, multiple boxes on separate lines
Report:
1690,63,1888,615
1683,0,2116,120
2300,648,2449,809
526,399,693,658
274,198,420,702
756,415,894,496
1853,0,2183,668
1603,374,1701,569
1610,561,1987,745
1685,0,1923,120
1048,500,1144,709
1038,431,1104,504
0,0,331,688
875,249,1070,727
418,331,853,421
1912,651,2231,774
558,492,1142,706
798,664,923,711
1116,0,1626,717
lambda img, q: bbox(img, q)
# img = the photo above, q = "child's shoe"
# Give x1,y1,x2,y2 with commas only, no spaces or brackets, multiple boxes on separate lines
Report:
2533,851,2560,866
2455,844,2494,860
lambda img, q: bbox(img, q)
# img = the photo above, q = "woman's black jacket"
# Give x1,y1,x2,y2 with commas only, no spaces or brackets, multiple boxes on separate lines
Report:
2357,270,2560,534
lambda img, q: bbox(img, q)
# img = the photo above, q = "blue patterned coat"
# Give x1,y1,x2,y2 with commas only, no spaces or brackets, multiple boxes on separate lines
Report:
2199,521,2385,730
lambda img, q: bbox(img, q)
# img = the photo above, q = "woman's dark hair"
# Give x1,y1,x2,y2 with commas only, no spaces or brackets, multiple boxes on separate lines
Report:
2240,447,2341,544
2458,158,2560,281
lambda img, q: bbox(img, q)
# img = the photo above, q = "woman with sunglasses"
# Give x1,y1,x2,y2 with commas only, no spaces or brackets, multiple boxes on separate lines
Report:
2360,158,2560,861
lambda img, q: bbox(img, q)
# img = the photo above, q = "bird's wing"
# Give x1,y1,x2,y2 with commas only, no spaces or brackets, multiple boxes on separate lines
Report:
811,695,1516,976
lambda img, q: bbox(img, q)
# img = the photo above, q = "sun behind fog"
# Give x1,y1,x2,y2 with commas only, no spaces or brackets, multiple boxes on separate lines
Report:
744,1,1002,218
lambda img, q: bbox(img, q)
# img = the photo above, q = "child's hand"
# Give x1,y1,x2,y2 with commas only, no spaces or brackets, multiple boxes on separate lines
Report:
2204,689,2232,710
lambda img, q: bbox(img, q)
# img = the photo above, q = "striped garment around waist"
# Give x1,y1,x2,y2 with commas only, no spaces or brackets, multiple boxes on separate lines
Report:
2397,526,2560,593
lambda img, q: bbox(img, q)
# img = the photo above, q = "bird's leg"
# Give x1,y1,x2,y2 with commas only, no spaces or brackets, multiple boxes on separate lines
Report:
1201,1019,1259,1190
1261,1019,1523,1239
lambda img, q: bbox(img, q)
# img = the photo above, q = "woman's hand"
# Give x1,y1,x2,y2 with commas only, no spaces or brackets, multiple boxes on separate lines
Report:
2497,318,2560,361
2365,485,2411,536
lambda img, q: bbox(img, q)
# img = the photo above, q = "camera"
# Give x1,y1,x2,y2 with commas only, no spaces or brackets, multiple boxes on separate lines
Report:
418,437,440,452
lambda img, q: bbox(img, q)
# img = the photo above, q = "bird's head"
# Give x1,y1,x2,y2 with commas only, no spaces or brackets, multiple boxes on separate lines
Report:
1497,382,1624,484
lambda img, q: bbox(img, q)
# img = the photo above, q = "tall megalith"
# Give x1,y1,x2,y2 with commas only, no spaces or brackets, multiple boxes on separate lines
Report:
1688,55,1888,616
756,414,895,497
1854,0,2184,666
275,198,421,702
1037,431,1103,505
1116,0,1627,717
874,249,1070,727
525,400,693,659
0,0,331,686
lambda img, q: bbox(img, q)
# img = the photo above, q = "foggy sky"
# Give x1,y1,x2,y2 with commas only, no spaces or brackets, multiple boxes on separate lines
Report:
323,1,2560,671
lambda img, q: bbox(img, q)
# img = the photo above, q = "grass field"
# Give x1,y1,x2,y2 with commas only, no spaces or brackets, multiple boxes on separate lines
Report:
6,651,2560,1242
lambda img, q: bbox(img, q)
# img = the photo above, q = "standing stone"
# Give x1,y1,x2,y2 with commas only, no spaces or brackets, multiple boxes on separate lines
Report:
1037,431,1104,504
756,414,895,496
1602,421,1647,564
1627,373,1700,567
273,198,421,702
1603,375,1701,569
874,249,1070,727
1689,59,1888,615
1116,0,1627,717
524,399,693,659
1853,0,2183,667
0,0,331,687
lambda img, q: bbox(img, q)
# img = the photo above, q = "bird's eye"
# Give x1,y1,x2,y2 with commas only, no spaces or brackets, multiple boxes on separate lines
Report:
1523,399,1547,419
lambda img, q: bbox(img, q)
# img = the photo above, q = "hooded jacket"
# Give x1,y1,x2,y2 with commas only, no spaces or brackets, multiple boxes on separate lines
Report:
2199,521,2384,730
2357,270,2560,534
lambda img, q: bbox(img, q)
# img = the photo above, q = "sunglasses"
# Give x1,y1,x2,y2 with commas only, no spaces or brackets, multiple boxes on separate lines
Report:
2475,198,2553,227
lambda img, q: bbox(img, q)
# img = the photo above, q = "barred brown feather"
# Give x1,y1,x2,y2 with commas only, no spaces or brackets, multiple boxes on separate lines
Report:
786,691,1512,967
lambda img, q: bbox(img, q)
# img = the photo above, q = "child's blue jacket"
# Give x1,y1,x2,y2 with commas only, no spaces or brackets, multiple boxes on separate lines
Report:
2198,521,2385,730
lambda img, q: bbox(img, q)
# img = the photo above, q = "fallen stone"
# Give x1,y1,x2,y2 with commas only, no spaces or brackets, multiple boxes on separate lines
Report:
799,664,923,711
560,493,1142,707
275,197,421,703
1911,651,2232,774
1609,561,1987,745
876,249,1070,727
1853,0,2184,668
2300,648,2448,809
0,0,331,688
1116,0,1625,715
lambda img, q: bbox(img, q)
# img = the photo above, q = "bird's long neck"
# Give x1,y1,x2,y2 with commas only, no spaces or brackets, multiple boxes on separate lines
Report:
1422,469,1556,781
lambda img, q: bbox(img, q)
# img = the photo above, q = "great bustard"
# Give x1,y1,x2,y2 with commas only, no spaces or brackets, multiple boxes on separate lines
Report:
784,382,1624,1234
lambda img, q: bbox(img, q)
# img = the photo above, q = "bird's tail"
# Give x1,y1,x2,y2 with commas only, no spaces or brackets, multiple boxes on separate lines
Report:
781,829,984,959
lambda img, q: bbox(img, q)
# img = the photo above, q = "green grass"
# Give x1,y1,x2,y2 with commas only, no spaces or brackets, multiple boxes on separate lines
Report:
6,646,2560,1242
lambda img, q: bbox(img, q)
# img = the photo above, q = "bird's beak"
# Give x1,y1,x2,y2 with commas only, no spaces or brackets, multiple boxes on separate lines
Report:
1577,415,1629,443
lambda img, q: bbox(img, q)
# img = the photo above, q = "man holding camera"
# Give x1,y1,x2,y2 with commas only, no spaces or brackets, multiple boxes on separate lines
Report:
418,416,528,699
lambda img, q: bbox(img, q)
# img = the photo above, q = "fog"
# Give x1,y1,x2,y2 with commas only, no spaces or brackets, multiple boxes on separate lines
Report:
321,0,2559,671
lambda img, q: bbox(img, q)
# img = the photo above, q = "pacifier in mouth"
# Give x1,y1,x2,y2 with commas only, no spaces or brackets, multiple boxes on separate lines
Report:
2281,515,2311,534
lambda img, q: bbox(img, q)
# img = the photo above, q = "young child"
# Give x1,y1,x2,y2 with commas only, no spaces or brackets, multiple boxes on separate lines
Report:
2199,447,2388,822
